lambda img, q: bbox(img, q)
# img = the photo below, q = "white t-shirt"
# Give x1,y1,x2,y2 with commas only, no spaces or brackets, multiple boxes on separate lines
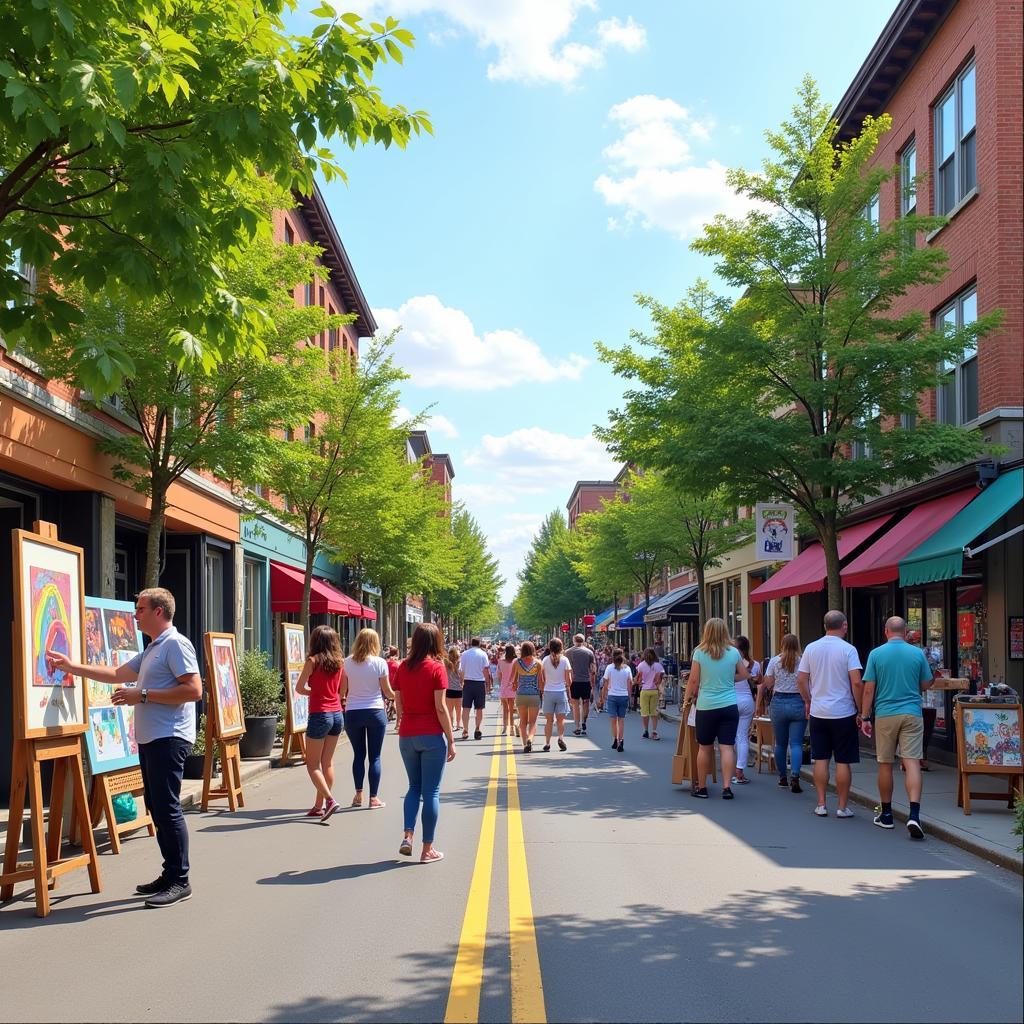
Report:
737,659,761,695
798,635,862,719
343,655,390,711
459,647,490,681
541,654,570,692
603,664,633,697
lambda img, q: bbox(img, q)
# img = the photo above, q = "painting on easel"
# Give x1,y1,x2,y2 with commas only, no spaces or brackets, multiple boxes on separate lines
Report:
14,532,87,738
205,633,246,739
82,597,143,775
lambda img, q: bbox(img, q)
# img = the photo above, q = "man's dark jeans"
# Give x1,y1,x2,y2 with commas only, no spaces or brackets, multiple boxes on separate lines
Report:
138,737,190,886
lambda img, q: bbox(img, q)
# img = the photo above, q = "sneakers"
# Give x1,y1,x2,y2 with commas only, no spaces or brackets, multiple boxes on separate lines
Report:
573,728,581,736
642,731,649,739
543,744,551,752
814,805,829,817
873,808,895,829
777,777,789,788
474,730,482,740
321,798,340,824
836,807,855,819
616,740,624,753
722,788,734,800
692,787,709,799
557,738,567,752
581,723,587,734
790,779,803,794
907,817,925,840
611,739,618,750
135,877,168,896
145,882,192,908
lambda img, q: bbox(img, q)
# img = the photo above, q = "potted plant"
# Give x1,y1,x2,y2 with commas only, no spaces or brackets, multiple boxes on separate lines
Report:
237,649,284,759
184,715,213,779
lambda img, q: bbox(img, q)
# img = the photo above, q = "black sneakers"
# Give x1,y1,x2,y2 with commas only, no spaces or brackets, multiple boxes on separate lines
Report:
557,738,567,752
135,877,167,896
145,882,192,908
616,740,624,753
907,817,925,840
474,730,482,740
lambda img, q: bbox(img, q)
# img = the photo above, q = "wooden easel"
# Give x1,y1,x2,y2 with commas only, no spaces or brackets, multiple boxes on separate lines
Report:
86,766,155,852
280,623,307,767
200,713,245,811
279,721,306,767
671,716,717,789
953,700,1024,815
1,521,102,917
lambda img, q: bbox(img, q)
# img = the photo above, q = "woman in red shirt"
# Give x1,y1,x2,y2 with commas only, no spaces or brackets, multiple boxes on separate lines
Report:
393,623,456,863
295,626,345,822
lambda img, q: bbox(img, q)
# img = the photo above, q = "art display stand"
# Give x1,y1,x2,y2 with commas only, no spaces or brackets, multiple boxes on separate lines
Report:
84,766,155,853
671,719,717,789
200,713,245,811
280,623,308,768
753,717,776,775
1,521,101,917
279,722,306,767
953,700,1023,816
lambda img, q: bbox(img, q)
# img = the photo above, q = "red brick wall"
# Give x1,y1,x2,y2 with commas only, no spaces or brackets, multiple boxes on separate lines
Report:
869,0,1022,418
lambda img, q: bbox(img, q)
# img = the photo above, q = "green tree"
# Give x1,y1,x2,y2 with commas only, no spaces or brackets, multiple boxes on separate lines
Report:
39,217,327,585
0,0,430,388
431,508,503,638
598,77,1000,609
512,523,591,637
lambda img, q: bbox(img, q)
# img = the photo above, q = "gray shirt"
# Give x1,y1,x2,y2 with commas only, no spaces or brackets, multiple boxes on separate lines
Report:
564,645,595,682
124,626,199,745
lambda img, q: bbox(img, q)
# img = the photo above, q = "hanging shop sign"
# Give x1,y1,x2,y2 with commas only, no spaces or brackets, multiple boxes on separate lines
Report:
754,503,796,562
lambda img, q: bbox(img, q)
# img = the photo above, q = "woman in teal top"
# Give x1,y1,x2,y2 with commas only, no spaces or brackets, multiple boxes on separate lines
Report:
512,641,542,754
682,618,749,800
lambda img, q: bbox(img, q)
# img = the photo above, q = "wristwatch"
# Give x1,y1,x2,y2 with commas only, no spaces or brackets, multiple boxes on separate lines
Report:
141,689,149,704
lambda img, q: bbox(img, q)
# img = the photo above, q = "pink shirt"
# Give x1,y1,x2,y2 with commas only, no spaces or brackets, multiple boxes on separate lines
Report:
636,661,665,690
497,659,516,696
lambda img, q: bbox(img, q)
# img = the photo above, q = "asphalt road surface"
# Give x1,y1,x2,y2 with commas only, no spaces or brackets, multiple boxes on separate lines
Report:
2,702,1021,1023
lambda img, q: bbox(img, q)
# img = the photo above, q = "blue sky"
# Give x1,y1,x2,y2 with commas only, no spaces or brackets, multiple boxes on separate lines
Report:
309,0,899,602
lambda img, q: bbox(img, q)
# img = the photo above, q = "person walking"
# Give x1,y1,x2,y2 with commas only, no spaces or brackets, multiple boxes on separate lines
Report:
444,646,463,731
636,648,665,740
757,633,807,793
681,618,749,800
565,634,596,736
393,623,456,864
47,587,202,907
540,637,572,752
598,648,633,752
732,636,761,784
342,627,394,811
459,637,490,740
797,610,864,819
512,641,542,753
296,625,346,822
860,616,933,839
497,644,518,736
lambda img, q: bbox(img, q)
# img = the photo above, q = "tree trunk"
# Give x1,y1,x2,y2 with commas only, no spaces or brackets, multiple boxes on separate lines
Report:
379,586,391,647
821,516,843,613
144,482,169,587
696,565,707,630
301,543,316,633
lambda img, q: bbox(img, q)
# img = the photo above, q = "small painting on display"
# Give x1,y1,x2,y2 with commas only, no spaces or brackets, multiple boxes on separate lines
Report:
205,633,246,739
961,706,1022,768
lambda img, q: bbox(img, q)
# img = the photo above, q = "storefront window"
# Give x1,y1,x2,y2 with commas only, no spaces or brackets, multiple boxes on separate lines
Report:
907,589,948,736
709,583,724,621
205,549,224,632
726,576,743,639
243,559,262,653
955,583,985,685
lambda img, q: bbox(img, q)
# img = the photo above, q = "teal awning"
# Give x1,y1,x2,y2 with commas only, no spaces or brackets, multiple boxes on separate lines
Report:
899,468,1023,587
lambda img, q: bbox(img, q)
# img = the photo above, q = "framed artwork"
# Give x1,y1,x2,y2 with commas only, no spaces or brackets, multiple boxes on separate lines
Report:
956,704,1022,769
13,529,87,739
204,632,246,739
1010,616,1024,661
282,623,308,735
82,597,143,774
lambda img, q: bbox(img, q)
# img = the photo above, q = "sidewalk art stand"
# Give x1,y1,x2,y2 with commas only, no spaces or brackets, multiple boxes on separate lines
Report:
279,623,308,767
75,596,155,853
672,704,717,789
201,633,247,811
953,698,1023,816
1,522,101,917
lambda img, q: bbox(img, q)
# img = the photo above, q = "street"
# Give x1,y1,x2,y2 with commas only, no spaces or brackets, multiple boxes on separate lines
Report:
2,703,1022,1024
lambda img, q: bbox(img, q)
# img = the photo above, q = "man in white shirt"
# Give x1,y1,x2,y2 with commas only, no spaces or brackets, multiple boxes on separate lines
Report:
459,637,490,740
797,610,863,819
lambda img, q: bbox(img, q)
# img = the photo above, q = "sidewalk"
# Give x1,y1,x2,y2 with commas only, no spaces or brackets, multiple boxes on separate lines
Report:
659,706,1023,874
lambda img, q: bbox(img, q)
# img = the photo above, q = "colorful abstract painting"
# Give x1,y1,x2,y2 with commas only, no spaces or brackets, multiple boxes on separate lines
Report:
962,707,1022,768
212,638,243,733
103,608,139,657
84,607,107,667
289,668,309,731
30,566,74,688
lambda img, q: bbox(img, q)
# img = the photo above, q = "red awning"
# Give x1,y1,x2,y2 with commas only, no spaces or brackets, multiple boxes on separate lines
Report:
359,603,377,621
840,489,978,589
750,514,893,604
269,561,362,616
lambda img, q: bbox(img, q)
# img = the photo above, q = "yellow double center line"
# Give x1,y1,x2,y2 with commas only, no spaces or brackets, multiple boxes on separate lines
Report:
444,733,546,1024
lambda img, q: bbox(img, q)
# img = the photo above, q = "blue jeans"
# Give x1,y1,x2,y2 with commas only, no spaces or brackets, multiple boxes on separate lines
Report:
138,737,190,885
770,694,808,779
399,734,448,843
344,708,388,797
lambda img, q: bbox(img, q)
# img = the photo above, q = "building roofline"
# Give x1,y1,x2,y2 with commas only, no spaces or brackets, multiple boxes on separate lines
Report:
831,0,957,143
295,183,378,338
566,479,619,511
432,453,456,480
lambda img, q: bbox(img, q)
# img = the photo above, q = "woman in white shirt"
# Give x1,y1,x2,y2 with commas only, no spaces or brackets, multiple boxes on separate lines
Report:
732,636,760,784
341,628,395,808
540,637,572,752
598,648,633,753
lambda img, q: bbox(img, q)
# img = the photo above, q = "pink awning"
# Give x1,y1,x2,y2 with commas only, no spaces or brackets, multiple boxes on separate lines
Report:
359,603,377,621
841,489,977,589
269,562,362,616
750,515,893,604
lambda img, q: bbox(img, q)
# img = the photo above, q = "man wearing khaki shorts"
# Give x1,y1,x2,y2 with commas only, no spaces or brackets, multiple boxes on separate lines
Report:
860,616,933,840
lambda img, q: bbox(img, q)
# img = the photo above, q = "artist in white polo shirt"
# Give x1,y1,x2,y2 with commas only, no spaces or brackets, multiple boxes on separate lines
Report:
48,587,202,908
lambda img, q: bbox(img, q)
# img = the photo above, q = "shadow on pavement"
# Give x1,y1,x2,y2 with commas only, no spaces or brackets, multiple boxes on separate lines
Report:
257,859,406,886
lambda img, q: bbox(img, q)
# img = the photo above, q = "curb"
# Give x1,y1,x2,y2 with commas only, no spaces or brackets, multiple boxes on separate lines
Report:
659,708,1022,876
180,755,281,812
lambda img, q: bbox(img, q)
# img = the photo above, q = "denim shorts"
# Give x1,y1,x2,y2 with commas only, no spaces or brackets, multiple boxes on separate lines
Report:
307,710,343,740
606,694,629,718
542,689,570,716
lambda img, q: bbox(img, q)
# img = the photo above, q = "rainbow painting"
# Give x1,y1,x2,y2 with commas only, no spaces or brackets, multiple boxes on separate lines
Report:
31,566,74,688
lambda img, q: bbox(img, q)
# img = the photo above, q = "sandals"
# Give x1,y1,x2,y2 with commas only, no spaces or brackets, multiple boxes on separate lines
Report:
368,798,386,809
399,836,413,856
351,795,363,808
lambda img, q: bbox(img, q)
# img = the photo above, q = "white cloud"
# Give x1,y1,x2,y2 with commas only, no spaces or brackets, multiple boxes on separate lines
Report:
595,93,752,240
394,406,459,439
464,427,621,481
362,1,644,85
374,295,588,389
596,16,646,52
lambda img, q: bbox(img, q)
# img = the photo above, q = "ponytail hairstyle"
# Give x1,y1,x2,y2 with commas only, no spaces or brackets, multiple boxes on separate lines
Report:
612,647,625,668
504,643,516,662
446,646,461,674
548,636,563,666
735,634,754,671
643,647,656,666
309,625,343,675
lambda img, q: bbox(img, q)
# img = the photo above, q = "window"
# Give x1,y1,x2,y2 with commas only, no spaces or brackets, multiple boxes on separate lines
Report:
284,222,295,245
863,192,880,229
304,282,314,306
305,421,314,441
709,583,724,621
934,60,976,214
852,403,880,460
319,285,325,308
243,559,263,652
726,576,743,639
936,287,979,425
328,327,338,351
205,549,225,632
900,141,917,217
4,249,36,309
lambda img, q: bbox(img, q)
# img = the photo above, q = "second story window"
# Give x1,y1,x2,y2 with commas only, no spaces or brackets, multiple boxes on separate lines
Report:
328,328,338,351
304,282,314,306
852,403,880,460
934,59,976,215
936,287,978,426
863,192,880,229
900,141,917,216
284,222,295,245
